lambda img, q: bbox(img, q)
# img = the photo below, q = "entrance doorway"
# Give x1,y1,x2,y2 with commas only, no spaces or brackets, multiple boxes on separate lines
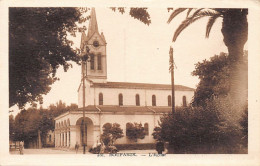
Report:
76,117,94,147
80,120,87,146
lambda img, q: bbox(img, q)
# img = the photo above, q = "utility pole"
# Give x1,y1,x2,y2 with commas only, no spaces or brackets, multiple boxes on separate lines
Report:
81,46,89,154
169,46,175,114
82,60,86,154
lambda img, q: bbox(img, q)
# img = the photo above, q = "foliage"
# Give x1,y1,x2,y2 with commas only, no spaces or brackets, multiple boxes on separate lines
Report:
152,127,162,141
240,104,248,147
11,101,77,146
9,8,88,108
101,123,124,145
115,143,155,150
9,115,15,141
89,144,118,154
192,52,248,107
89,145,101,154
126,122,145,142
191,53,230,107
167,9,248,104
167,9,248,55
155,98,247,153
110,7,151,25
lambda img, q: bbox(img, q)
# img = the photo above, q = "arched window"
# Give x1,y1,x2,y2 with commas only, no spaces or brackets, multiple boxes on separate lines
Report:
136,94,140,106
90,54,94,70
99,93,103,105
152,95,156,106
183,96,187,107
144,123,149,135
97,55,102,70
49,135,51,142
168,95,172,106
119,93,123,106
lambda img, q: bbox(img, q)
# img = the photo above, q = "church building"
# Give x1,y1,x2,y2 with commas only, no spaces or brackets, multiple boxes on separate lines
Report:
54,8,194,149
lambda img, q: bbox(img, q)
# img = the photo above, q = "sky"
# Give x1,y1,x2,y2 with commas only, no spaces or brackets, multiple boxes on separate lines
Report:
10,8,248,116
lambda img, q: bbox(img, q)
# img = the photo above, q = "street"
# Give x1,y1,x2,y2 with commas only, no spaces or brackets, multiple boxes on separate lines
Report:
10,148,158,155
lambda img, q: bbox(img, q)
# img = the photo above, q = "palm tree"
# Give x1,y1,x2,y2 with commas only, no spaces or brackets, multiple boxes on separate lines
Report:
167,8,248,62
168,8,248,104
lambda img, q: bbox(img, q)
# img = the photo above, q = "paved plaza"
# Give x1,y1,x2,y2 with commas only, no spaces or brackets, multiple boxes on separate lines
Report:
10,148,158,155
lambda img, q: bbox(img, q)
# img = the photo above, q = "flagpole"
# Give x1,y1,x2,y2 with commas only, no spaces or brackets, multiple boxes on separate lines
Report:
169,46,175,114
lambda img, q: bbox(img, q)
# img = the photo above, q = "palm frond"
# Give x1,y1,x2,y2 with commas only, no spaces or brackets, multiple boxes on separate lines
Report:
205,14,221,38
167,8,187,23
186,8,194,18
173,10,219,42
188,8,204,19
212,8,226,15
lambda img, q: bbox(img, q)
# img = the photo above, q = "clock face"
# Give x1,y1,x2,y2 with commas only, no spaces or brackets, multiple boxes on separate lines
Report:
93,40,99,47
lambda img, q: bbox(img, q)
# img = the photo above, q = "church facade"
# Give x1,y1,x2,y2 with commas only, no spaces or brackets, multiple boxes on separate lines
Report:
54,8,194,149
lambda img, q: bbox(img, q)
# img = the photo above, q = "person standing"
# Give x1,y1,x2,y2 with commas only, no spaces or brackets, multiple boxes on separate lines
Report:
75,142,79,154
156,141,164,154
19,141,24,155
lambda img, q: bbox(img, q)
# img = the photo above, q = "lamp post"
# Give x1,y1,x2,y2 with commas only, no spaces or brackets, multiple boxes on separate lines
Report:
169,46,175,114
81,47,89,154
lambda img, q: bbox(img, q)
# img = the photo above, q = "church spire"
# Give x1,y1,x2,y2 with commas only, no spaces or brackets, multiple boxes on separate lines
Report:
86,8,99,41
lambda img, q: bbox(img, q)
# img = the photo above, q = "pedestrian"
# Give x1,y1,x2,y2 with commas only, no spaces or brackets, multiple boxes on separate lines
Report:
156,141,164,154
19,141,24,155
75,142,79,154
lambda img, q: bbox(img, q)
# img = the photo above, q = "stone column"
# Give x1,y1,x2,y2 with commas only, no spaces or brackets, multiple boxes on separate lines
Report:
69,125,77,149
66,129,70,147
93,125,101,146
62,132,64,147
61,132,63,147
55,130,58,147
59,133,61,147
68,130,71,147
65,131,67,147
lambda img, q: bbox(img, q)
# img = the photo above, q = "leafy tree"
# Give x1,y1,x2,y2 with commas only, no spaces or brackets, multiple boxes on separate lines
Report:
192,52,248,107
101,123,124,145
14,108,39,142
126,122,145,142
9,8,88,108
155,99,246,153
38,110,54,145
9,115,15,141
11,101,78,147
152,126,162,142
240,103,248,148
110,7,151,25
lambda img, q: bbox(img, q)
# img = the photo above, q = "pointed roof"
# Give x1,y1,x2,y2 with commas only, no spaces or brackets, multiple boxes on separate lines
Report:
86,8,99,41
101,32,106,43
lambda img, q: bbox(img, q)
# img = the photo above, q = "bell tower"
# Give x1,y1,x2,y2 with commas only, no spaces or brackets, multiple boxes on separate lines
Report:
80,8,107,83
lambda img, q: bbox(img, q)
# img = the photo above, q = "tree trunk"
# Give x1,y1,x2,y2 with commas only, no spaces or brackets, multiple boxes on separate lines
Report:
221,9,248,61
221,9,248,109
38,130,42,149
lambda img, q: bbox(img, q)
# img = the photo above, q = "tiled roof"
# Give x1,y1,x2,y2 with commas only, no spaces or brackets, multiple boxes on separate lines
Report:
76,105,171,114
92,81,195,91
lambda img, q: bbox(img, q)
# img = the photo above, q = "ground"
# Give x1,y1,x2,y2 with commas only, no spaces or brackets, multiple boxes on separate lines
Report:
9,148,158,155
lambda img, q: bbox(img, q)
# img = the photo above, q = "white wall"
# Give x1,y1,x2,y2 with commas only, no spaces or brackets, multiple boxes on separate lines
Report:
82,86,194,107
55,111,164,146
